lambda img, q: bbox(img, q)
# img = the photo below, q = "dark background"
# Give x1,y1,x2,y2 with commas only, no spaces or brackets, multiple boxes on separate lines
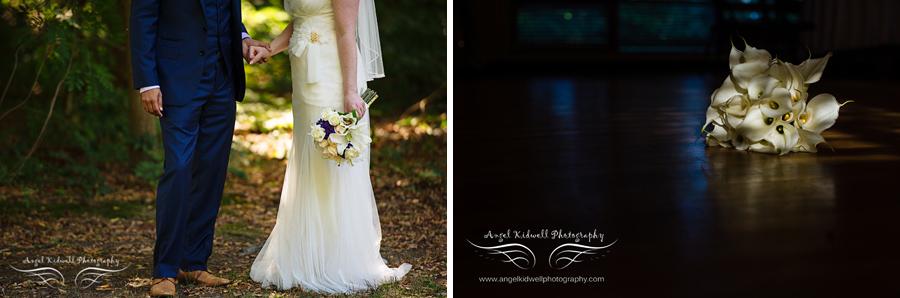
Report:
456,0,900,75
453,0,900,296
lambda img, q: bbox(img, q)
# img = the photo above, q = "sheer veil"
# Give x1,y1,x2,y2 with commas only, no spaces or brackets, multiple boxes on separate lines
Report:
357,0,384,81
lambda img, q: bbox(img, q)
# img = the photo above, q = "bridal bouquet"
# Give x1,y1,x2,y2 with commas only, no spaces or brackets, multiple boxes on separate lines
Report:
703,41,851,155
309,108,372,166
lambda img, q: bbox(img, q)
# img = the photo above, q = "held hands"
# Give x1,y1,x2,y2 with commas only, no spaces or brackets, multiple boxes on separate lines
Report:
248,46,272,65
344,93,367,119
141,89,164,117
242,38,271,64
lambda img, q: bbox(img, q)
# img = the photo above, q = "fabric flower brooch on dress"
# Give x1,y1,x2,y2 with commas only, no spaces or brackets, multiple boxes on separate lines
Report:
702,41,851,155
309,89,379,166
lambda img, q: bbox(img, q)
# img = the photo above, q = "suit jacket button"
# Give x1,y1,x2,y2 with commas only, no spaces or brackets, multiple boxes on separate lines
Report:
199,50,206,56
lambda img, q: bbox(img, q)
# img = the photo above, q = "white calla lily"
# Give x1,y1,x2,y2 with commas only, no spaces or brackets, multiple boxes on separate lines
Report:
740,43,772,64
706,137,722,147
767,61,806,98
711,76,742,107
735,105,777,142
747,74,779,102
747,139,776,154
705,106,724,129
706,124,732,148
731,61,769,90
759,87,793,118
797,52,833,84
791,128,828,153
784,62,806,91
328,132,349,155
761,121,799,155
732,134,750,151
788,100,807,128
728,44,743,70
729,41,772,69
799,93,841,134
348,120,372,146
723,94,751,128
787,88,807,105
765,61,789,84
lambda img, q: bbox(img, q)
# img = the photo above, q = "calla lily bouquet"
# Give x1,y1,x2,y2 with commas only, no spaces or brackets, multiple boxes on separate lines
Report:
703,41,851,155
310,108,372,166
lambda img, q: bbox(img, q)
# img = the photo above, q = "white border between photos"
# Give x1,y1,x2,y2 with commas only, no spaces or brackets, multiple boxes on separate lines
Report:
445,0,454,296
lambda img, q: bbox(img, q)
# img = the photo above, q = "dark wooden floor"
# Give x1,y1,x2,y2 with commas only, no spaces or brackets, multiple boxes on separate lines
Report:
453,70,900,296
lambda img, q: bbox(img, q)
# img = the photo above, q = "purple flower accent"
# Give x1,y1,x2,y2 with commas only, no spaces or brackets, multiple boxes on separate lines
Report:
316,119,336,139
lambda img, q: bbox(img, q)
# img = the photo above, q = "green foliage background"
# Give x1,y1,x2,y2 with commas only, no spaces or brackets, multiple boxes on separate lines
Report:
241,0,447,117
0,0,130,198
0,0,446,199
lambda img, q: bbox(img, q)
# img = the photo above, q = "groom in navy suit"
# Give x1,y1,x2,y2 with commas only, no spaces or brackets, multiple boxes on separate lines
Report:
130,0,268,295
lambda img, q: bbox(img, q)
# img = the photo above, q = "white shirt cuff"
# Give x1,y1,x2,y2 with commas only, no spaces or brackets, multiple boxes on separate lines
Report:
140,85,160,93
242,32,251,40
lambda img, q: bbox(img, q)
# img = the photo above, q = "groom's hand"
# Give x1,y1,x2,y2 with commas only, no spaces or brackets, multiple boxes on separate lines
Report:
242,38,271,64
141,89,164,117
248,46,271,65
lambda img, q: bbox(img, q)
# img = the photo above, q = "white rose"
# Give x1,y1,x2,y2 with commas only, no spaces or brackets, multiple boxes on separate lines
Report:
309,126,326,142
321,108,337,120
343,147,360,160
323,143,338,158
327,113,343,126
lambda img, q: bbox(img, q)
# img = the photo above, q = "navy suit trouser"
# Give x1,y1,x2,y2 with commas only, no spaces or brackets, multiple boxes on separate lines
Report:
153,56,235,279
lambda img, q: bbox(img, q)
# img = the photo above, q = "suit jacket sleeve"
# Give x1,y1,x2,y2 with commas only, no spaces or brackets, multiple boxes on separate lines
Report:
130,0,160,90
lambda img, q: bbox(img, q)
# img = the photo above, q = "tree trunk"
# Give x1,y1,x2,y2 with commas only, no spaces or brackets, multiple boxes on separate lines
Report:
117,0,158,168
119,0,157,138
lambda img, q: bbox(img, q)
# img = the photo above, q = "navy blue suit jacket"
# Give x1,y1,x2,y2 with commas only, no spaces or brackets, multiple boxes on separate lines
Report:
130,0,247,106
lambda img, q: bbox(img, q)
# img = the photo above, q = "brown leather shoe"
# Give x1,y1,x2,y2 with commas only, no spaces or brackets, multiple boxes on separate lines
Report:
149,277,176,297
177,269,231,287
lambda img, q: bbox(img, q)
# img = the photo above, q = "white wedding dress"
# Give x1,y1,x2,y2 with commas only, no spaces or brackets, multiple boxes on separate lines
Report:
249,0,411,293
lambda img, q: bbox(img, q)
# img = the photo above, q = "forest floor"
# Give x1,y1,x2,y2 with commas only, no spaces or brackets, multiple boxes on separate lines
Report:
0,117,447,297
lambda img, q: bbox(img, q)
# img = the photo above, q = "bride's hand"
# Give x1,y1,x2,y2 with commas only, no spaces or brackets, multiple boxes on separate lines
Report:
248,46,271,65
344,93,367,119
